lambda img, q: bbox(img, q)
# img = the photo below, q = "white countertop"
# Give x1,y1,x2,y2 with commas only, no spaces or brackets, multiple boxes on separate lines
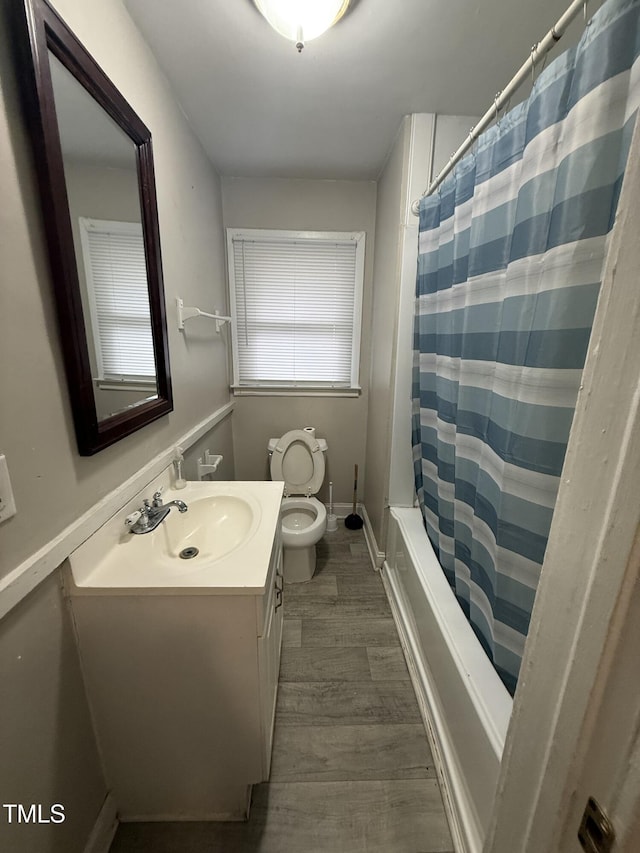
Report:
68,480,284,595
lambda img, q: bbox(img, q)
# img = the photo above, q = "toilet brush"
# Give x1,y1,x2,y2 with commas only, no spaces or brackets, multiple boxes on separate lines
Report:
344,464,364,530
326,481,338,532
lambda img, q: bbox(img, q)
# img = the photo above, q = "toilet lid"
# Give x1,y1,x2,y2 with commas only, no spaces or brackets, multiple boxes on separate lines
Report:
270,429,325,495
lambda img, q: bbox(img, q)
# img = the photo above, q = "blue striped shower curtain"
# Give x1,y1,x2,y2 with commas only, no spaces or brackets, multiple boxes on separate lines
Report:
412,0,640,695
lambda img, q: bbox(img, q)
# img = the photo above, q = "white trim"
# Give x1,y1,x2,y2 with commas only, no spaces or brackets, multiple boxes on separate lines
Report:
485,114,640,853
232,386,361,397
389,114,434,507
83,793,118,853
95,379,156,392
78,217,151,382
350,232,366,388
78,216,107,379
322,501,362,520
360,502,386,569
0,402,234,621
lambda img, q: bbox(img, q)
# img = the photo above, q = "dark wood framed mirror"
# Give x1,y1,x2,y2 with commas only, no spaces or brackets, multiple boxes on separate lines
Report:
17,0,172,455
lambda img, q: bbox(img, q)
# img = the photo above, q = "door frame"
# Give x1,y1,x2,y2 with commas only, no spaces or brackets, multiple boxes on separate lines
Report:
485,116,640,853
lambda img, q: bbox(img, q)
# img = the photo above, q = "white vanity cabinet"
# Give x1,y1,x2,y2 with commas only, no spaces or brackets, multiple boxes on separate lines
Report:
67,498,284,822
258,530,284,777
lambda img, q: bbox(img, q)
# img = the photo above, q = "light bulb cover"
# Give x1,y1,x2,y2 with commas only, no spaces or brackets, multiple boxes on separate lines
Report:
254,0,350,44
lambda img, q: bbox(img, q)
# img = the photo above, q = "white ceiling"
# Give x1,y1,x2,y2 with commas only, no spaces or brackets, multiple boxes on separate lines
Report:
124,0,586,180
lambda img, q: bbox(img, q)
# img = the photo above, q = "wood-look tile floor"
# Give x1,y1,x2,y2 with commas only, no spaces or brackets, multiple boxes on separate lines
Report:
109,526,453,853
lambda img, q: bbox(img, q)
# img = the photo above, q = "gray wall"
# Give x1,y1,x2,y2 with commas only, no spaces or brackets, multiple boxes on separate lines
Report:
0,0,233,848
365,114,480,551
0,574,107,853
432,114,482,178
221,176,377,506
0,0,231,580
364,117,412,547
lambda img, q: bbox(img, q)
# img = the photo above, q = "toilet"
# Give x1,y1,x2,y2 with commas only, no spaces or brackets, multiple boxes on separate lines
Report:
268,428,328,583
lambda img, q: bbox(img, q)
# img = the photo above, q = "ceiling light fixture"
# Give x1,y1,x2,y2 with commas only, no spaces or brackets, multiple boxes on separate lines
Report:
253,0,351,53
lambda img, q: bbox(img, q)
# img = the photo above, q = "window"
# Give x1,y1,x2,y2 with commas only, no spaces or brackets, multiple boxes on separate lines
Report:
79,217,155,387
227,229,365,392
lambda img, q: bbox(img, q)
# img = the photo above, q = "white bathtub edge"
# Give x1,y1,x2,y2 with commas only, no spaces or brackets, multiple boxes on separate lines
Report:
383,506,513,853
390,508,512,750
381,564,477,853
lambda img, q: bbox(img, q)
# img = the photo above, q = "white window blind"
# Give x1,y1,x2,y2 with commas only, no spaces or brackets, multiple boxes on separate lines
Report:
227,229,364,389
79,218,155,381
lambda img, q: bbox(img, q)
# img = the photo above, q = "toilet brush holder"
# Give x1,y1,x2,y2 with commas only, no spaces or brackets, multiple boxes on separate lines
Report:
326,481,338,532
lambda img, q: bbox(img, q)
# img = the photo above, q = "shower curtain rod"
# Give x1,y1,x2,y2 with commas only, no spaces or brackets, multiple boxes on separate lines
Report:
410,0,590,216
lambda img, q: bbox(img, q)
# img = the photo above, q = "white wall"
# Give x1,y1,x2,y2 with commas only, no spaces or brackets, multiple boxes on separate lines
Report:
364,116,413,546
432,114,480,179
0,0,233,849
221,176,377,505
365,113,477,551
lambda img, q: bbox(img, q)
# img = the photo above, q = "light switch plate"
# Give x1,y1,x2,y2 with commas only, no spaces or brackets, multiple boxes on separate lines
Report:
0,455,17,523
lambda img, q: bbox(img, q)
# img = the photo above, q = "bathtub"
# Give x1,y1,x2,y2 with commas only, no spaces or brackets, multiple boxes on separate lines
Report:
382,507,512,853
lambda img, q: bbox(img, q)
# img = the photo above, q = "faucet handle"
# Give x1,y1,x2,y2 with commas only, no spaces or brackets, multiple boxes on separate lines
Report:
136,505,152,528
152,488,164,507
125,510,142,528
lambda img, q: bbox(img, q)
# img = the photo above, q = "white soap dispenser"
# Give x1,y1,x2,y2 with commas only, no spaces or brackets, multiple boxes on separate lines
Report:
173,446,187,489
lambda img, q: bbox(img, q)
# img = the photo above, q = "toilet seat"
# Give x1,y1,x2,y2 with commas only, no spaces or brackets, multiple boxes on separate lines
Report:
270,429,325,496
280,497,327,548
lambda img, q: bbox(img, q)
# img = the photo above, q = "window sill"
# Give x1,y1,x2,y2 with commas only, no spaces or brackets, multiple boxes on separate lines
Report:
95,378,156,392
231,385,362,398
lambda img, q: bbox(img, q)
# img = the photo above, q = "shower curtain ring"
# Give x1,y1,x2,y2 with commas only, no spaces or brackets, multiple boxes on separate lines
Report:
494,92,502,126
531,44,537,85
469,127,478,162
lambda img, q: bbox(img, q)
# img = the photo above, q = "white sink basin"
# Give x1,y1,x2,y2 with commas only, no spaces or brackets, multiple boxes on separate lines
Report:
159,494,257,565
68,480,284,592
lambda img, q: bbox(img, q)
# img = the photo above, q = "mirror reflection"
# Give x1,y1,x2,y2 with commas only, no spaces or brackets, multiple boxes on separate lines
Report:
49,52,158,421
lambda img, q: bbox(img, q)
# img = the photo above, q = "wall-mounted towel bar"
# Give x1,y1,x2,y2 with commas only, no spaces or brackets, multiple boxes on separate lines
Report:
176,297,232,333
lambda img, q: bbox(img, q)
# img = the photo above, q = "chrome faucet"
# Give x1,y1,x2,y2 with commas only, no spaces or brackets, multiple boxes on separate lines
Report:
125,490,188,534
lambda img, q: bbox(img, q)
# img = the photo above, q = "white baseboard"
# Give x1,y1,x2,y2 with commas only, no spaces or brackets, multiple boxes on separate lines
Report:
84,793,118,853
360,503,385,569
326,501,357,519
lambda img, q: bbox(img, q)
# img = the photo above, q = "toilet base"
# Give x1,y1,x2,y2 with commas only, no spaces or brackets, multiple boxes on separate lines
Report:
283,545,316,583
